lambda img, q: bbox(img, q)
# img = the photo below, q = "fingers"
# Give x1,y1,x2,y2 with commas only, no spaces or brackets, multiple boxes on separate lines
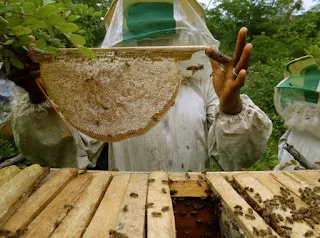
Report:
234,43,252,73
205,47,232,65
231,69,246,91
232,27,248,67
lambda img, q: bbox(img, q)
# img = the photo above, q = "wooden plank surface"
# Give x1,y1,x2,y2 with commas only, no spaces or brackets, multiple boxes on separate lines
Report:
206,174,279,238
51,172,112,238
234,174,319,237
83,173,131,238
0,166,49,229
252,173,320,235
21,173,92,238
147,171,176,238
285,170,320,187
169,173,208,197
1,168,77,236
115,174,149,238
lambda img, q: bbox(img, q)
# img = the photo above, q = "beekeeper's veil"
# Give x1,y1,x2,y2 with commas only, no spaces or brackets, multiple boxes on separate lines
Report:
101,0,219,47
274,56,320,138
102,0,220,81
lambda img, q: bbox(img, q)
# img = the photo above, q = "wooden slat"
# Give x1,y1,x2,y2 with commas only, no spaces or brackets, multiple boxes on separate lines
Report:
147,171,176,238
0,166,49,229
115,174,148,238
234,174,319,237
1,169,77,236
285,170,320,187
83,173,131,238
270,172,307,197
51,172,112,238
21,173,92,238
206,174,279,238
252,173,320,234
169,174,208,197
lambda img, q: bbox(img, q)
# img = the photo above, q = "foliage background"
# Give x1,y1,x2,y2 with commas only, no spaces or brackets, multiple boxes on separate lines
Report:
1,0,320,170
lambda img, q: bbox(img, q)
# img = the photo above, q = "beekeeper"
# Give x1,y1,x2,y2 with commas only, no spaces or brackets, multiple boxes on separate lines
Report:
275,56,320,170
8,0,272,171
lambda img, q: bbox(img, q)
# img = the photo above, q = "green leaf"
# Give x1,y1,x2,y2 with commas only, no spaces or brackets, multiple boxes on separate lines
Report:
43,0,55,5
64,10,71,17
10,58,24,69
87,7,94,16
7,16,24,27
3,49,15,57
92,12,102,17
48,13,64,25
19,35,33,46
0,16,8,25
23,2,37,15
45,46,59,55
36,38,46,49
60,23,78,33
38,5,56,18
69,34,85,46
78,29,85,34
4,58,10,73
0,4,13,14
12,25,32,36
23,18,47,29
78,46,96,58
3,39,14,45
67,15,77,22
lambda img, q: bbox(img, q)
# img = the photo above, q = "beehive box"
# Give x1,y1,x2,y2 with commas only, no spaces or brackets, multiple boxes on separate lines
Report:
0,167,320,238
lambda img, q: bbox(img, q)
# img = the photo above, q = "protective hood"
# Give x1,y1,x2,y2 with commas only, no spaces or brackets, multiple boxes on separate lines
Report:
101,0,220,48
274,56,320,138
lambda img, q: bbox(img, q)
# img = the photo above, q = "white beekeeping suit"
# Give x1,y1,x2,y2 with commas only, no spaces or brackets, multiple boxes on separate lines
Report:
275,56,320,170
11,0,272,171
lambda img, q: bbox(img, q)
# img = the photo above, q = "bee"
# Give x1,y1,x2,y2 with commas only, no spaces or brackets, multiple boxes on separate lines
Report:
130,192,138,198
64,204,74,210
201,169,207,175
245,214,256,220
191,211,198,215
170,190,177,195
280,225,292,230
234,205,243,210
185,172,190,179
233,210,243,216
123,205,128,212
180,211,187,216
252,227,259,236
148,179,155,183
197,180,202,187
161,188,167,194
196,219,203,224
305,231,314,237
124,62,130,66
146,203,154,209
151,212,162,217
54,220,62,228
109,230,128,238
79,170,87,174
249,188,254,193
248,208,253,214
277,213,284,221
267,227,272,235
186,64,204,75
161,206,170,212
198,175,204,180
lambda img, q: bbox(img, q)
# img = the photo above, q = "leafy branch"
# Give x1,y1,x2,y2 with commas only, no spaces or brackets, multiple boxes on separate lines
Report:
0,0,102,72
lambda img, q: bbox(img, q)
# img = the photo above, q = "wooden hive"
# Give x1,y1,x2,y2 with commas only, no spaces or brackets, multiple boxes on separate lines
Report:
0,166,320,238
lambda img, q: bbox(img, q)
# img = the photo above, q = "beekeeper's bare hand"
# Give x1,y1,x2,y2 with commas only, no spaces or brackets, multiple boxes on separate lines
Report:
6,56,46,104
205,27,252,115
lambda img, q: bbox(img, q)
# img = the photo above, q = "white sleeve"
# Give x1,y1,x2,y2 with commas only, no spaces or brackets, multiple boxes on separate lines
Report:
207,92,273,171
11,93,104,169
